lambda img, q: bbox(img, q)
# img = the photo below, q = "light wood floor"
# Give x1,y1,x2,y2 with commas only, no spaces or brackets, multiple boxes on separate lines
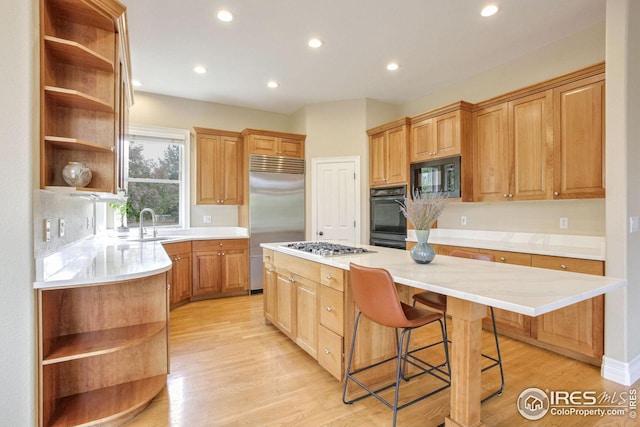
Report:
125,295,638,427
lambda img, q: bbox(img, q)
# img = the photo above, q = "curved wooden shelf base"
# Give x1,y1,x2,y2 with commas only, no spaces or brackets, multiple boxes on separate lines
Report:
43,322,167,364
47,375,166,427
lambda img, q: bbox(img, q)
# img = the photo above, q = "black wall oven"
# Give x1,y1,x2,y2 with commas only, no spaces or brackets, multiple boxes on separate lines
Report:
369,186,407,249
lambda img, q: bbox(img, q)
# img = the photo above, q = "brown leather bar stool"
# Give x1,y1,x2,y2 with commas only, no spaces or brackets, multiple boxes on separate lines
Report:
411,250,505,402
342,263,450,427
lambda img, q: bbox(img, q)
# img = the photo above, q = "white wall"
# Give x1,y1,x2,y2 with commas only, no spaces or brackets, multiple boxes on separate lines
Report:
0,0,36,425
603,0,640,385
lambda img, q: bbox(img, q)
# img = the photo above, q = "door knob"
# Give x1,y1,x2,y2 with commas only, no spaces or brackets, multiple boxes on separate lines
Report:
319,231,324,236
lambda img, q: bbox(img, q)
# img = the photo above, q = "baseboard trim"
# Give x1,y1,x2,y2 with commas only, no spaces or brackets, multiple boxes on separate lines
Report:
601,353,640,385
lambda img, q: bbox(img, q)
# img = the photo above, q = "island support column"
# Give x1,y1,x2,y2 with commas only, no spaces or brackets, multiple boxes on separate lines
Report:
445,297,487,427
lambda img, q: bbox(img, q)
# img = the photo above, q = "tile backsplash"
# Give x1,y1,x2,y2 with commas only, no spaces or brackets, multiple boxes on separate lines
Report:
33,190,95,259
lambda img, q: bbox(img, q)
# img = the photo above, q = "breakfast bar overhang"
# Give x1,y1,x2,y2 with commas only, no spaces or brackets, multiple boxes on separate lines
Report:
261,242,626,427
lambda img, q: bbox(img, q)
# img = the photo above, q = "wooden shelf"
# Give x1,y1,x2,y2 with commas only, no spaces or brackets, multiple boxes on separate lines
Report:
47,375,166,427
45,136,114,152
45,86,113,113
44,36,114,71
43,322,166,364
44,185,115,196
47,0,117,32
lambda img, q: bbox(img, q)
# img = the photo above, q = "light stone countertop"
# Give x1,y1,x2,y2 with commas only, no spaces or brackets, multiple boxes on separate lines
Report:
34,227,249,289
407,229,606,260
261,241,625,317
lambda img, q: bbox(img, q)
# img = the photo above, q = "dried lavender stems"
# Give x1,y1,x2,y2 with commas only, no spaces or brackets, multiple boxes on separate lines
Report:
397,190,448,230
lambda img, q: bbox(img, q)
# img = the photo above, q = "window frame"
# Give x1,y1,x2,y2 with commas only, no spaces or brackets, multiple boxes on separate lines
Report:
126,124,191,229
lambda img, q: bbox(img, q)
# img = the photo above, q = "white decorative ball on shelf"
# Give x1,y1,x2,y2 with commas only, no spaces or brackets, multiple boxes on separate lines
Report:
62,161,92,187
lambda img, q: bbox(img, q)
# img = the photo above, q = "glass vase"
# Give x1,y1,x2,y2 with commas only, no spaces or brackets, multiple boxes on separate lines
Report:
410,229,435,264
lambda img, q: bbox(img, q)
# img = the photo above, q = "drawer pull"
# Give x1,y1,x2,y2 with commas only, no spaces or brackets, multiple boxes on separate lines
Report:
560,264,567,269
289,276,296,283
324,349,331,354
500,257,506,262
326,306,333,312
326,274,332,280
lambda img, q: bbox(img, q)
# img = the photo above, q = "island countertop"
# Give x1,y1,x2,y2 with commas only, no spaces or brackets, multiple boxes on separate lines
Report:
261,241,625,317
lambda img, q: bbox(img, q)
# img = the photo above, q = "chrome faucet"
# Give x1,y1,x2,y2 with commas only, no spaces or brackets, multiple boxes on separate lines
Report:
139,208,157,240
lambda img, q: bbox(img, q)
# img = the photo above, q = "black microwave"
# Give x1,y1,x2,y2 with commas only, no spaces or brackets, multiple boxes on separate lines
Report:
410,156,461,198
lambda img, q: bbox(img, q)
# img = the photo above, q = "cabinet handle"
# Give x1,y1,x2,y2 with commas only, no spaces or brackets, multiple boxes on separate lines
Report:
324,349,331,354
503,194,508,198
221,252,225,256
289,276,295,282
560,264,567,269
554,191,559,196
326,274,332,280
219,243,223,247
326,306,333,312
500,257,506,262
508,194,513,198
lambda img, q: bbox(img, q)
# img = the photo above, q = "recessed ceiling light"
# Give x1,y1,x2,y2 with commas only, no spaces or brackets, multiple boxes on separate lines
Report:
386,62,399,71
132,80,143,87
308,38,323,48
267,81,279,89
194,66,207,74
217,10,233,22
481,5,499,17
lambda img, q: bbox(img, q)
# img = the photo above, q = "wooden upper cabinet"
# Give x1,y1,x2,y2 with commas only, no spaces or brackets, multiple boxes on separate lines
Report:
410,102,472,162
194,128,243,205
39,0,132,194
243,129,306,158
474,91,554,202
367,118,409,187
553,74,606,199
473,103,510,201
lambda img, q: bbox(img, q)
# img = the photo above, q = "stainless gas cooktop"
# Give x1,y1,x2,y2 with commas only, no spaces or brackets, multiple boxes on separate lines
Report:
283,242,373,257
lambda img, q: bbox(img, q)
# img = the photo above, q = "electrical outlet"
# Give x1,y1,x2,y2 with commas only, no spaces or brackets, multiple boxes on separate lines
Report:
460,216,467,226
560,217,569,229
203,215,212,224
59,219,65,237
630,216,639,233
44,219,51,242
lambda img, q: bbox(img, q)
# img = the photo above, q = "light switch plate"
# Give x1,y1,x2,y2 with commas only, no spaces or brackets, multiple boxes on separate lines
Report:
59,219,65,237
203,215,212,224
560,217,569,229
44,219,51,242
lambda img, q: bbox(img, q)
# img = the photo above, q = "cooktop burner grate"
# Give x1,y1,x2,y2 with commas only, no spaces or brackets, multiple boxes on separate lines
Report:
283,242,372,256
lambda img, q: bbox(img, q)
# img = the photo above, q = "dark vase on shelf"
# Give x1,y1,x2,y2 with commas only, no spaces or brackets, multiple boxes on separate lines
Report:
410,229,435,264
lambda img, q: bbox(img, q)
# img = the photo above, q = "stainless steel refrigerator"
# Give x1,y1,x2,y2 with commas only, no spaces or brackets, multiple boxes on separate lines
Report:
249,154,305,292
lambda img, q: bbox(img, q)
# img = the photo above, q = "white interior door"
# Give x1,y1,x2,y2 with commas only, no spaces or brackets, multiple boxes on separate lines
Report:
313,157,359,243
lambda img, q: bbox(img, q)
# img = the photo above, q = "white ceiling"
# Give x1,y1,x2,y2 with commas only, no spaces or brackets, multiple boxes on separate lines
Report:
121,0,605,115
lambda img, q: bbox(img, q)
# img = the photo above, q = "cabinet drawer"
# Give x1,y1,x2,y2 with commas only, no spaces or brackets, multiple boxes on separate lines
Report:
162,241,191,257
321,265,344,291
531,255,604,275
192,239,248,252
318,325,343,381
320,286,343,335
479,249,531,266
263,248,274,264
274,252,320,281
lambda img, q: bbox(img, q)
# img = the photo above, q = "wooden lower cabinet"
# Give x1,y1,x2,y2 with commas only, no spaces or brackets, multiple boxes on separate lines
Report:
37,273,169,427
431,243,605,364
266,252,346,380
191,239,249,299
163,241,192,308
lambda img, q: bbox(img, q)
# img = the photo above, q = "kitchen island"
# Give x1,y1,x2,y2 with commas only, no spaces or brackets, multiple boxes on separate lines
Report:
261,241,625,427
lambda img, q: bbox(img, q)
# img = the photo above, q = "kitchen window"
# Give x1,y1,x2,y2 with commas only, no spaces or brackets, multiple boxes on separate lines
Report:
125,124,190,228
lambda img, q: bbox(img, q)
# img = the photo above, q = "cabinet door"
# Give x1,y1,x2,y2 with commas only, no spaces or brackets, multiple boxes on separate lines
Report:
218,135,242,205
170,254,192,307
510,90,553,200
386,125,408,185
196,135,218,204
434,111,460,158
192,252,222,296
410,118,435,163
553,75,605,199
532,255,604,361
278,138,304,158
220,249,248,293
296,278,319,358
275,274,296,339
263,263,277,324
473,103,510,201
369,132,388,186
249,135,277,156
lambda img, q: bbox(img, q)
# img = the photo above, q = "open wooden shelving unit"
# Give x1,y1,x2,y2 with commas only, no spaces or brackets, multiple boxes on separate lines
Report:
40,0,132,196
